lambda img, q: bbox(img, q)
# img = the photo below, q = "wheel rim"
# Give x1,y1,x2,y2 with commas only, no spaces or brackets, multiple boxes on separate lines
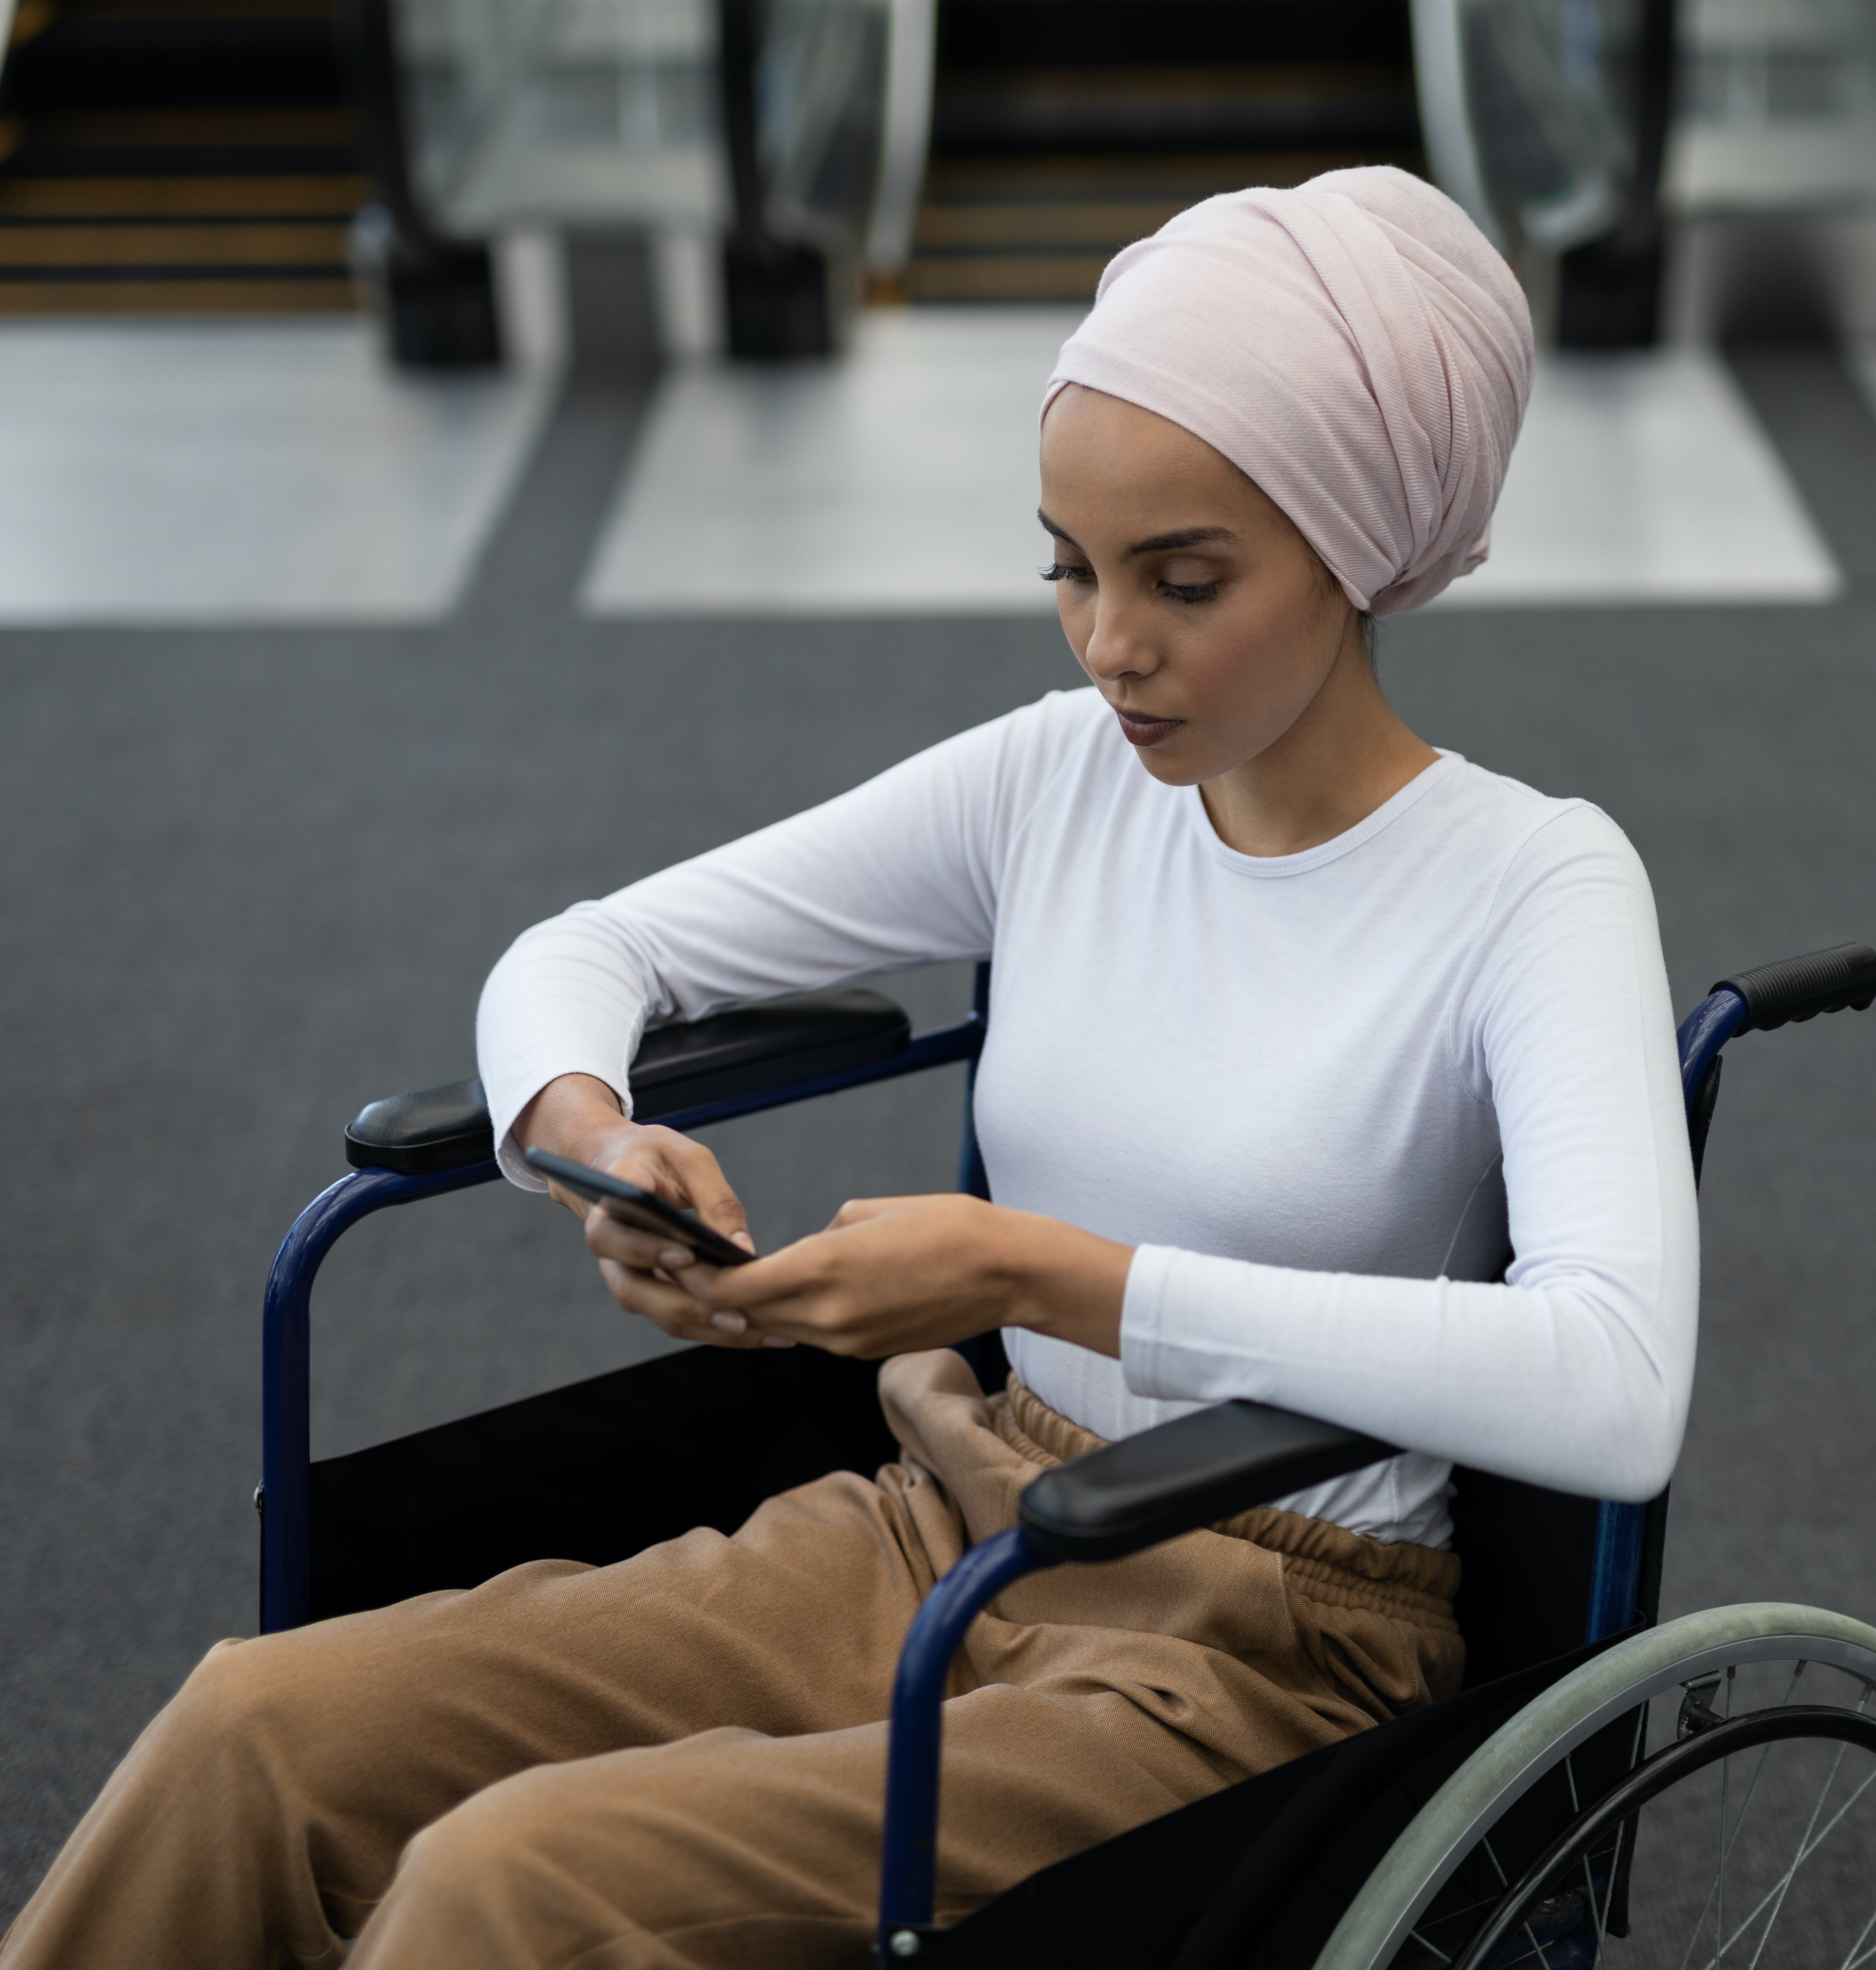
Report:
1442,1703,1876,1970
1320,1608,1876,1970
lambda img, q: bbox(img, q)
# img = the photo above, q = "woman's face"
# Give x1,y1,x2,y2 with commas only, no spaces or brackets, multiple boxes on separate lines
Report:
1038,383,1360,789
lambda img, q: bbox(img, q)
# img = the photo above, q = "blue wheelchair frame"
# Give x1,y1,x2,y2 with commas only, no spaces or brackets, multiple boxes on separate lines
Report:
256,961,1782,1955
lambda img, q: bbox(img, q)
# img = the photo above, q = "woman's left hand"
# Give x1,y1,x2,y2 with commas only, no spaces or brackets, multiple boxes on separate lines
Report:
668,1193,1131,1360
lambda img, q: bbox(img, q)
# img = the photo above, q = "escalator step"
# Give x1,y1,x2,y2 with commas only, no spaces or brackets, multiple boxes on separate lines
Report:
932,63,1419,157
0,171,364,215
0,274,355,310
0,218,350,265
904,145,1424,306
0,0,363,314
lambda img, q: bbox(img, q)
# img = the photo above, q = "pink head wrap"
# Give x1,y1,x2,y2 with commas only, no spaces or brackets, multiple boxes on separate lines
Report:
1042,166,1534,616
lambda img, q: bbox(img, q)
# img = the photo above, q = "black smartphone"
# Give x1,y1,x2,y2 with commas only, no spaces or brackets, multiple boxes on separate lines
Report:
523,1148,756,1266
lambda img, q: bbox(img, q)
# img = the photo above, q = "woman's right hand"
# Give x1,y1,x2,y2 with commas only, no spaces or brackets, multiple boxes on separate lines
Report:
510,1072,777,1350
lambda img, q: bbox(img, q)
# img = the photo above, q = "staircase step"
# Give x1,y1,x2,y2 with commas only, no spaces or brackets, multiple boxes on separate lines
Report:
933,63,1417,155
0,272,354,310
15,107,353,142
907,145,1424,305
935,0,1415,71
916,197,1190,249
922,149,1419,199
5,106,356,173
0,0,362,313
906,253,1113,302
0,217,348,263
7,0,344,110
38,0,336,20
0,171,364,215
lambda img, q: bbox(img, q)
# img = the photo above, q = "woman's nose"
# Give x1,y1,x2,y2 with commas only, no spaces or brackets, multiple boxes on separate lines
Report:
1081,598,1161,682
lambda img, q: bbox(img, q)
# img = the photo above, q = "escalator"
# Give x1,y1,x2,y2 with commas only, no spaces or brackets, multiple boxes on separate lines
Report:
1412,0,1677,344
0,0,1679,345
0,0,364,315
363,0,1676,360
899,0,1423,304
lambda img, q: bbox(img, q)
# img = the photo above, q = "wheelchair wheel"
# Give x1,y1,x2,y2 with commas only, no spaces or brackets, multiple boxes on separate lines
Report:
1319,1604,1876,1970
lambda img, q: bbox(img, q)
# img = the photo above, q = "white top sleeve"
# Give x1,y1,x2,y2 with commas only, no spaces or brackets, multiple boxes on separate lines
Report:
474,704,1053,1185
1119,809,1698,1503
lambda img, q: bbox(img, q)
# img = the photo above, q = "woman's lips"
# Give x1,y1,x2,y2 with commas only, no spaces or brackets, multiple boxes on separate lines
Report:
1113,706,1185,748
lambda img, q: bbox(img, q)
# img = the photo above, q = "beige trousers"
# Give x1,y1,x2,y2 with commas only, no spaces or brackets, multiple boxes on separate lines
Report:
1,1351,1462,1970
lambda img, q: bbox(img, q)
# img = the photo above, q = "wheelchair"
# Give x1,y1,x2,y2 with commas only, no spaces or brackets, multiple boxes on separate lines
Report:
258,942,1876,1968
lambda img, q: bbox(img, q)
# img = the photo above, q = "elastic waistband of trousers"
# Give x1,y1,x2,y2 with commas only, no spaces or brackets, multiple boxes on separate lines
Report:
996,1375,1461,1626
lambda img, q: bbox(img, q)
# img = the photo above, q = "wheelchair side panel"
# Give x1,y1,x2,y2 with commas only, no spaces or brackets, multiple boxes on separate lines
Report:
307,1347,898,1623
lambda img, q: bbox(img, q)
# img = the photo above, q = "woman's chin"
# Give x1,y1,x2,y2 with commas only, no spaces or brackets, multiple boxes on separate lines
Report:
1128,745,1208,788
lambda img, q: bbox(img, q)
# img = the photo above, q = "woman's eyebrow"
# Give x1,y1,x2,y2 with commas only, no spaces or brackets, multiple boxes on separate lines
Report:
1037,514,1239,558
1036,509,1082,550
1122,526,1237,558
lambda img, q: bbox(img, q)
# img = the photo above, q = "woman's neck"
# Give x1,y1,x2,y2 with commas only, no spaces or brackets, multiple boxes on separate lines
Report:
1197,631,1440,859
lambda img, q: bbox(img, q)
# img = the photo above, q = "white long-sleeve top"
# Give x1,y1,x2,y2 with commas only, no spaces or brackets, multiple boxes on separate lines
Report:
477,688,1698,1548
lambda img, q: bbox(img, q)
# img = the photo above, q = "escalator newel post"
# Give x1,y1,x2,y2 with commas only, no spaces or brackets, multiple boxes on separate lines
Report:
716,0,834,361
341,0,503,369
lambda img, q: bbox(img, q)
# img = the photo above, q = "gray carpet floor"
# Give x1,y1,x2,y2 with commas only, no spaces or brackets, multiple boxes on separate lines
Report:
3,346,1874,1929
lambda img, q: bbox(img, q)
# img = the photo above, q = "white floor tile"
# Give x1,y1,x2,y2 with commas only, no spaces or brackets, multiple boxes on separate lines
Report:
0,320,557,625
582,307,1079,616
585,319,1841,618
1433,347,1840,607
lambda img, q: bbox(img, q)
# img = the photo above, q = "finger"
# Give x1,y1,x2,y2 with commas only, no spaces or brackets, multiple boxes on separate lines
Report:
621,1243,826,1344
595,1259,773,1348
596,1257,711,1324
584,1208,702,1276
825,1195,906,1229
662,1257,798,1346
651,1134,753,1244
688,1233,846,1311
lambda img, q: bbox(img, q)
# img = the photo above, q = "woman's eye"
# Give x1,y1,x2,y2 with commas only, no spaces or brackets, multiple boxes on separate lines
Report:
1160,580,1222,604
1041,561,1094,585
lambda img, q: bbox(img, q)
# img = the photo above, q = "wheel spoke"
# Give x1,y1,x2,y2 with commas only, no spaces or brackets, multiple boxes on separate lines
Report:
1581,1820,1618,1968
1559,1749,1616,1969
1837,1897,1876,1970
1445,1679,1876,1970
1675,1665,1807,1970
1471,1837,1558,1970
1481,1838,1510,1888
1695,1764,1876,1970
1741,1688,1876,1970
1432,1890,1508,1931
1717,1714,1729,1959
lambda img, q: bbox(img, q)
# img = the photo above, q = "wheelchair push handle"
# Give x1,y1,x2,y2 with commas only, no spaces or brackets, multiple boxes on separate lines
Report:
1711,941,1876,1034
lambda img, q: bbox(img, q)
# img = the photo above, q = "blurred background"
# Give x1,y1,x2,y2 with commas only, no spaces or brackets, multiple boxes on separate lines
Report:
4,0,1876,1925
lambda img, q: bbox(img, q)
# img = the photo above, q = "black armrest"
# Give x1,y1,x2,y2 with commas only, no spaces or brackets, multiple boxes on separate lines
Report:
344,988,913,1175
1017,1400,1395,1565
630,987,909,1118
345,1078,495,1175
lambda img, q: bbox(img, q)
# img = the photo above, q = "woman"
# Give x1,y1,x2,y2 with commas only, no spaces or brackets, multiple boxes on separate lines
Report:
3,167,1695,1970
